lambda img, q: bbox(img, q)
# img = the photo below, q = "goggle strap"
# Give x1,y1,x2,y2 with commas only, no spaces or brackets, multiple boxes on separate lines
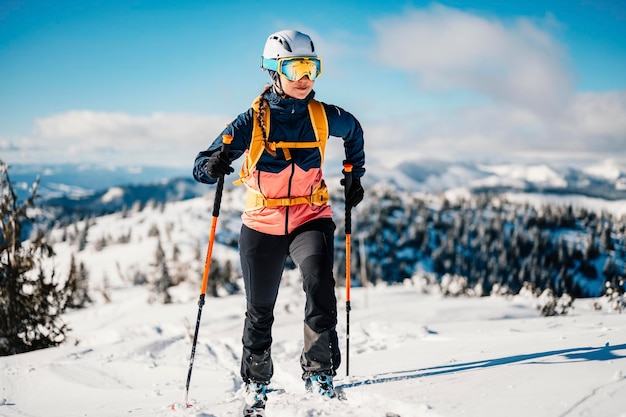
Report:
262,57,279,72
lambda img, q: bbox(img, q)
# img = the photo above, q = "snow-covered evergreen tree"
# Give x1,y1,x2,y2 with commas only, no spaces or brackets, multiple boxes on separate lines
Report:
65,253,92,309
0,160,67,355
149,238,173,304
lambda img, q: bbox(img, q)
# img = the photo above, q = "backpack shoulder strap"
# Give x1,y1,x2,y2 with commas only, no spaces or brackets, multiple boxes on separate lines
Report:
233,95,270,186
307,99,328,166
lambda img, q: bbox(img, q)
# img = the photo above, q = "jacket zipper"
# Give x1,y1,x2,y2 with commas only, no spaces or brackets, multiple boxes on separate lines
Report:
285,162,295,235
256,170,262,200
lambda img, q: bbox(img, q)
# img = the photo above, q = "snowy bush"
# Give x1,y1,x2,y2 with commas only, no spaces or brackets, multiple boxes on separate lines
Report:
518,281,542,299
490,283,515,297
440,273,469,297
595,279,626,313
409,271,438,294
536,288,574,316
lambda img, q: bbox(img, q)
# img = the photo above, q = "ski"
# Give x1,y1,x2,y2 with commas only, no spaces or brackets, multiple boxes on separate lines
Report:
242,405,265,417
335,386,348,401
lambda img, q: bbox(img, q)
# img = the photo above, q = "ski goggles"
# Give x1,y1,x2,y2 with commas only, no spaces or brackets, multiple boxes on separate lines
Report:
261,56,322,81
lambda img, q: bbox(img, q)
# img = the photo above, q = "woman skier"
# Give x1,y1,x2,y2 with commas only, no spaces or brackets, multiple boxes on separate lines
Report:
192,29,365,416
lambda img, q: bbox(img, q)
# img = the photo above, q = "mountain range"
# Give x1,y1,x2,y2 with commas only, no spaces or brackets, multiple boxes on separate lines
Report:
8,158,625,217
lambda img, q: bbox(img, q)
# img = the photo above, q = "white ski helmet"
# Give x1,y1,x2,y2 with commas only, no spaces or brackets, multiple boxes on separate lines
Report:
262,30,317,63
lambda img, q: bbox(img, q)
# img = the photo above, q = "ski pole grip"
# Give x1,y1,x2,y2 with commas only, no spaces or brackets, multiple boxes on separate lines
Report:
221,134,234,149
212,134,233,217
343,163,353,235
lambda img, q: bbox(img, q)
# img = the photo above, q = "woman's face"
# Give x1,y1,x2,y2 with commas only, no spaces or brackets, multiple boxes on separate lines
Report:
280,74,314,99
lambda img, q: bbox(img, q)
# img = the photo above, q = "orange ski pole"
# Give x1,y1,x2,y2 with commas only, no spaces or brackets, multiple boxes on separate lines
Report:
343,163,353,376
179,134,233,408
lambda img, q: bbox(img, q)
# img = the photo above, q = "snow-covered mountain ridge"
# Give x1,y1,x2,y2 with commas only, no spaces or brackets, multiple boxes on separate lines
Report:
9,158,626,214
39,175,625,308
382,158,626,199
11,156,623,301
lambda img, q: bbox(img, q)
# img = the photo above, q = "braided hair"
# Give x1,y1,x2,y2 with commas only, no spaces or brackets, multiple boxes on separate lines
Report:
256,84,272,141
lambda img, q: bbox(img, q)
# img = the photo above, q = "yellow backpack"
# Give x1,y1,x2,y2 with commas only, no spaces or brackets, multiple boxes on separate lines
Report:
234,95,330,210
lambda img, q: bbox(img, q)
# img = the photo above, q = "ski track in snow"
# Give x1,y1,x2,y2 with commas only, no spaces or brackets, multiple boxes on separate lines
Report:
1,284,625,417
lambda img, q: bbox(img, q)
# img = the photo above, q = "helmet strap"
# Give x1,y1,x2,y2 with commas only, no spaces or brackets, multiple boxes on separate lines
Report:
269,70,285,96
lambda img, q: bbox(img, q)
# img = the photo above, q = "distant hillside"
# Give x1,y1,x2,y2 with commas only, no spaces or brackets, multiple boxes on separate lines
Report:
391,159,626,200
8,163,189,201
9,159,626,222
41,180,624,302
43,177,207,217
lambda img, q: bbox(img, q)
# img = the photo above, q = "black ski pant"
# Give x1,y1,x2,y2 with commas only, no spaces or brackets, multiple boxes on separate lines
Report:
239,218,340,384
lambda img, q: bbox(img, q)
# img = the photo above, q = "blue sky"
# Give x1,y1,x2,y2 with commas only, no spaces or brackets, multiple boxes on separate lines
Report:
1,0,625,169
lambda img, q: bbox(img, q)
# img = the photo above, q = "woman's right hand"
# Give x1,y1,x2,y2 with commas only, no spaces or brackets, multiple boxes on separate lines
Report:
203,150,234,179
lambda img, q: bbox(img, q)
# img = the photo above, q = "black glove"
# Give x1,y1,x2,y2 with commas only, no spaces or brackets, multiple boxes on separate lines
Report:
341,177,364,208
203,150,234,179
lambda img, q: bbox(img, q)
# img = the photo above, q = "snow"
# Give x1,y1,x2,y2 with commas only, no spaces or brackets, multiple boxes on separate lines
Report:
503,192,626,218
583,160,623,182
2,189,626,417
101,186,125,203
46,182,95,200
1,278,625,417
478,164,568,188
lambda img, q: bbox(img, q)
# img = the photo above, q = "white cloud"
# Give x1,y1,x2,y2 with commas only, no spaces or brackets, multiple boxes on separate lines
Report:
12,110,231,166
365,4,626,165
362,90,626,168
560,90,626,140
5,5,625,170
372,4,572,114
0,138,17,151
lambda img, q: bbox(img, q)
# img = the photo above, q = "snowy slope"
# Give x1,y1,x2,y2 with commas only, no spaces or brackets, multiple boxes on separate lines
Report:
583,159,624,182
0,279,625,417
2,183,626,417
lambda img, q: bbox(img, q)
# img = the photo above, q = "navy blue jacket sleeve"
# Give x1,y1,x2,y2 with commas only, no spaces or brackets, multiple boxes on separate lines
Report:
324,104,366,179
192,109,254,184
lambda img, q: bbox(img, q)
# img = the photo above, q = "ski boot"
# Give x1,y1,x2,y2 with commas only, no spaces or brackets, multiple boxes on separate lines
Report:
242,381,267,417
305,373,336,398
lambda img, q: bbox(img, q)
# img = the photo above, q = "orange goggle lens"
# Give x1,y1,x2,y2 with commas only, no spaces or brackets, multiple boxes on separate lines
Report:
262,57,322,81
